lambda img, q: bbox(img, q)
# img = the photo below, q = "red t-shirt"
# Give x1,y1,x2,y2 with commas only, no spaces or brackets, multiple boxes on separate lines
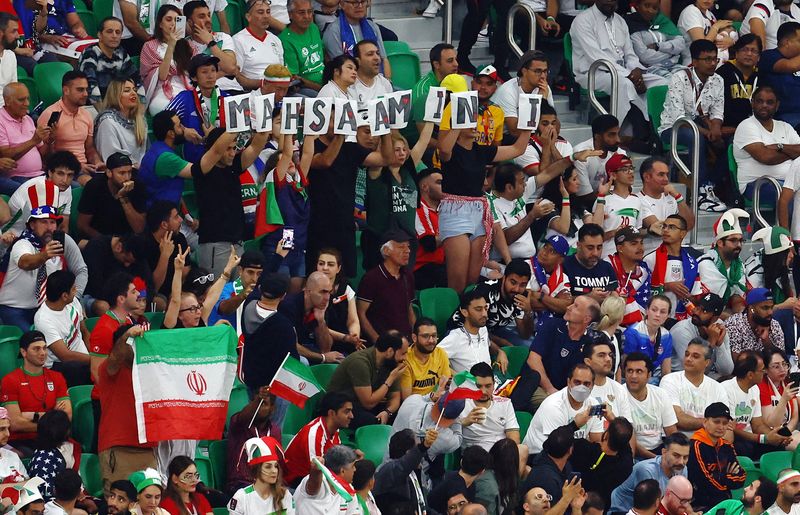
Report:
97,359,155,451
159,493,212,515
89,312,133,400
284,416,341,484
0,367,69,441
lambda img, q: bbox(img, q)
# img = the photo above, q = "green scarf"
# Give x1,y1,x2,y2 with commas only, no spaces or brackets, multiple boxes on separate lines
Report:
652,12,682,36
713,250,745,303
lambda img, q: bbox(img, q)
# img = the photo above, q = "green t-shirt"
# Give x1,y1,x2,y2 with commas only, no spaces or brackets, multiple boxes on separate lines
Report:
154,151,190,178
279,24,325,85
411,71,439,123
704,499,746,515
327,348,400,403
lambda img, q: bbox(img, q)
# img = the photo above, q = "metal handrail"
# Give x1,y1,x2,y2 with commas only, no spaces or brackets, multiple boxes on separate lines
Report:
443,0,453,44
506,3,537,58
669,117,700,246
587,59,619,119
752,176,782,229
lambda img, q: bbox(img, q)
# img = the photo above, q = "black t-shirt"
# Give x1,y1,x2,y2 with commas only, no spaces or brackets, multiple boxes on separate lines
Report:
562,254,618,296
81,235,154,299
140,231,189,297
441,143,497,197
448,278,523,331
191,154,245,244
241,308,298,389
277,292,321,352
716,62,757,128
307,140,371,232
77,175,146,237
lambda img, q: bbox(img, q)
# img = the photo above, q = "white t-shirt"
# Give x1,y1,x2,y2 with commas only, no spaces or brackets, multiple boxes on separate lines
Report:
232,28,285,82
722,378,762,433
678,4,715,38
660,371,728,437
34,297,88,369
490,196,537,259
572,139,627,196
733,116,800,192
591,378,633,422
639,191,681,254
350,75,394,108
43,501,68,515
782,159,800,242
490,78,555,119
0,49,16,108
460,396,519,451
293,475,361,515
0,447,27,482
766,503,800,515
601,191,643,259
0,240,68,309
741,0,800,49
629,384,679,451
230,484,295,515
317,82,355,101
4,177,72,239
437,326,491,374
515,137,573,203
523,387,604,454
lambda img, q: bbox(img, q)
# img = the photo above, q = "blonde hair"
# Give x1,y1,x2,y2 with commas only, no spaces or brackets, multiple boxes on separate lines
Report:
102,78,147,147
596,295,625,331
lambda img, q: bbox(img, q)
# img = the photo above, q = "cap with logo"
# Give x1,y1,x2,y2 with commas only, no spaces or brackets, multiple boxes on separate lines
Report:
614,226,644,246
695,292,725,316
746,287,773,306
475,64,500,81
106,152,133,170
704,402,732,419
605,154,633,179
128,468,162,493
546,234,569,257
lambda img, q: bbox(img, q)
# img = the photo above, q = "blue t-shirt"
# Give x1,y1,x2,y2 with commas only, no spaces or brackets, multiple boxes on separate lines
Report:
759,48,800,116
622,320,673,369
15,0,75,38
562,254,619,297
530,318,593,389
208,281,237,327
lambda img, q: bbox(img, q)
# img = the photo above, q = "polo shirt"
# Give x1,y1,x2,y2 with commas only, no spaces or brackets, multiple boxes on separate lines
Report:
529,317,593,389
0,367,69,441
0,108,42,178
97,359,154,451
37,100,93,164
356,263,415,336
327,347,401,403
232,27,284,83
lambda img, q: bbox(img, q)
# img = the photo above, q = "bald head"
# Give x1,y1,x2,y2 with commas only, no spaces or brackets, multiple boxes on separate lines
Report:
461,504,489,515
305,271,332,310
523,487,552,515
663,475,693,514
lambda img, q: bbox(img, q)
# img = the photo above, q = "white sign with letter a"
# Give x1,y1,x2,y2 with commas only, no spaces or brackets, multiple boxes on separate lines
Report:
517,93,543,131
367,98,392,137
333,98,359,136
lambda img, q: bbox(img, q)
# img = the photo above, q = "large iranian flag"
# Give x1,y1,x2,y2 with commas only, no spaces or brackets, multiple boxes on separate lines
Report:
132,325,238,444
270,354,323,408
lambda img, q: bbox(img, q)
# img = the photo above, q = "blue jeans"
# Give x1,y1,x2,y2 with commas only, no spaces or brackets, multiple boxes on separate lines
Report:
0,175,31,197
0,305,36,331
660,127,709,186
744,178,783,203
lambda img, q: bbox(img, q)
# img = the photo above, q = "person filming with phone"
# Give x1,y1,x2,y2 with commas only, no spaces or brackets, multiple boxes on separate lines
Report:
0,180,87,331
758,349,800,451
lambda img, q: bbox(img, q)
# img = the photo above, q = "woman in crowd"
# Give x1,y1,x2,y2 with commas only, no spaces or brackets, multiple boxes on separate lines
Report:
539,168,593,250
229,436,294,515
94,78,149,166
759,348,800,449
623,295,673,383
594,295,626,381
163,245,238,329
746,226,795,307
363,124,433,270
28,410,79,500
140,4,192,116
316,247,362,354
677,0,738,62
474,439,523,515
159,456,213,515
316,55,358,100
129,469,169,515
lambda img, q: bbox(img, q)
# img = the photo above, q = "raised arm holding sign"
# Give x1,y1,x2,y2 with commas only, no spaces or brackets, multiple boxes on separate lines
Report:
423,87,447,123
449,91,479,130
517,93,543,131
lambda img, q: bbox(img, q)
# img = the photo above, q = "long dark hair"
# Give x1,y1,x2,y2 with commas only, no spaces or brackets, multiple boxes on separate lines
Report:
488,438,520,511
763,249,793,299
154,4,192,75
164,456,202,515
36,409,70,449
542,166,577,209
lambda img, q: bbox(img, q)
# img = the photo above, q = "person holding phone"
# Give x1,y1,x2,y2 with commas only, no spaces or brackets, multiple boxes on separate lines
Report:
758,348,800,450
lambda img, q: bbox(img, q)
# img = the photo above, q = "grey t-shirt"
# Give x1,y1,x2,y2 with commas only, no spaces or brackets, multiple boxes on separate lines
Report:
669,318,734,379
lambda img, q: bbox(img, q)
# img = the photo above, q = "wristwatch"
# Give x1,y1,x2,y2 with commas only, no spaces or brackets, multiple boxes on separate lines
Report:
777,143,785,152
207,39,218,49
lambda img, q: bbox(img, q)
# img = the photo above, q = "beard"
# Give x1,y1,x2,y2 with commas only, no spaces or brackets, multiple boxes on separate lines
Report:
3,38,17,50
692,314,713,327
753,314,772,327
174,133,187,145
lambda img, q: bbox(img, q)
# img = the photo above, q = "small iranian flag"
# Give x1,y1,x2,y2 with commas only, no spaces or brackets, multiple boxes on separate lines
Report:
447,371,483,402
312,457,355,502
269,354,324,408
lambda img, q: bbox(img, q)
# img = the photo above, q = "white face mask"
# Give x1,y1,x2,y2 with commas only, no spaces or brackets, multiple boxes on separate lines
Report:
569,385,592,403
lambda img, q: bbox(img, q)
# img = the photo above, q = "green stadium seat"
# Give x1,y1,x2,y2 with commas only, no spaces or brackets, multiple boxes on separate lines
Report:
85,317,100,332
92,0,114,26
760,451,792,481
418,287,459,337
16,66,27,79
738,455,762,487
19,77,38,110
564,33,608,112
242,236,265,253
515,410,532,438
72,399,96,453
144,311,165,329
384,41,411,53
213,508,228,515
283,394,321,435
33,62,74,108
501,346,530,379
79,453,103,497
208,439,228,492
282,433,295,448
386,49,421,91
226,383,250,428
68,385,93,406
77,9,97,36
310,364,338,389
355,425,392,467
194,455,215,489
0,325,22,340
0,336,20,381
69,187,83,237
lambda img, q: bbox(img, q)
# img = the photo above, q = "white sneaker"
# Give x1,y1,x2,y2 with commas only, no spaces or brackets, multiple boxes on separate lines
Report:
422,0,441,17
477,27,490,43
698,184,728,212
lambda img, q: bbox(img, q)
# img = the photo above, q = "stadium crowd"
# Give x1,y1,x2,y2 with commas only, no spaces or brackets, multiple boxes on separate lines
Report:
5,0,800,512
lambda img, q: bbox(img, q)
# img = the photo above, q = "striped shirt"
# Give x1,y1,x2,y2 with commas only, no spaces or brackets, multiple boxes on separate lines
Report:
284,416,341,484
78,43,143,103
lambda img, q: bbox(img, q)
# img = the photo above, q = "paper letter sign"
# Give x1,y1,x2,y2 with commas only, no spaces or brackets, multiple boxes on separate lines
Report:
368,98,391,136
450,91,478,129
223,93,251,133
517,94,542,131
423,87,446,123
249,91,274,133
334,98,358,136
303,97,332,136
280,97,303,135
386,90,412,129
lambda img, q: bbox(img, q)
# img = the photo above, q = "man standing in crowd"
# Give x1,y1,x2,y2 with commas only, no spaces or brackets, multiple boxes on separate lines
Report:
572,115,627,204
137,110,193,208
670,293,734,379
351,40,393,107
491,50,554,135
414,168,446,290
438,289,497,374
639,158,695,255
411,43,458,142
278,271,341,364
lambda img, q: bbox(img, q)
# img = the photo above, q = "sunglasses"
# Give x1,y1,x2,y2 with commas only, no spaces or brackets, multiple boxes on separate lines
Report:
193,273,215,285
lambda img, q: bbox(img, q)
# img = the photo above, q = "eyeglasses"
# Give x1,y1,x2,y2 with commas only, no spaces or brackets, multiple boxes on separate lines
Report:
532,493,553,502
663,223,686,231
527,67,549,74
696,56,720,63
193,273,215,285
669,491,694,505
180,305,203,313
770,361,790,370
614,166,635,173
179,473,201,483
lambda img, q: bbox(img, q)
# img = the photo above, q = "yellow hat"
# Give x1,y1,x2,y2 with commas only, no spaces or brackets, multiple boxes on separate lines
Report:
440,74,468,93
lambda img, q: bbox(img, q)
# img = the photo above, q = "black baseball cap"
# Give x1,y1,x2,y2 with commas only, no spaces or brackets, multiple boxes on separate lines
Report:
382,229,411,245
240,250,265,270
614,227,645,245
106,152,133,170
259,272,289,299
695,292,725,316
189,54,220,77
704,402,732,419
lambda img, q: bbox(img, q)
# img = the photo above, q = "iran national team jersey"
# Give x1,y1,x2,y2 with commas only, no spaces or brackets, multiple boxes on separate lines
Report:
229,485,295,515
601,192,643,259
232,28,284,83
639,192,680,254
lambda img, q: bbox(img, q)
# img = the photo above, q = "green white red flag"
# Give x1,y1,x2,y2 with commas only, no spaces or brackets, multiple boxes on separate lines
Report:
269,354,324,408
447,370,483,402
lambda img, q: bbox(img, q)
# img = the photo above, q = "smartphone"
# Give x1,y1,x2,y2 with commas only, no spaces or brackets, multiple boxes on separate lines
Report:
175,15,186,39
52,230,65,247
778,425,792,437
47,110,61,128
568,472,582,482
789,372,800,387
282,228,295,250
589,404,606,416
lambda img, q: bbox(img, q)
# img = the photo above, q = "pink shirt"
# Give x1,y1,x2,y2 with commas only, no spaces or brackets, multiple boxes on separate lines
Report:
38,100,93,164
0,107,42,178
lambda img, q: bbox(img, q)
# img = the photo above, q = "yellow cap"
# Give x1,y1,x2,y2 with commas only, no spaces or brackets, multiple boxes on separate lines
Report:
440,73,468,93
